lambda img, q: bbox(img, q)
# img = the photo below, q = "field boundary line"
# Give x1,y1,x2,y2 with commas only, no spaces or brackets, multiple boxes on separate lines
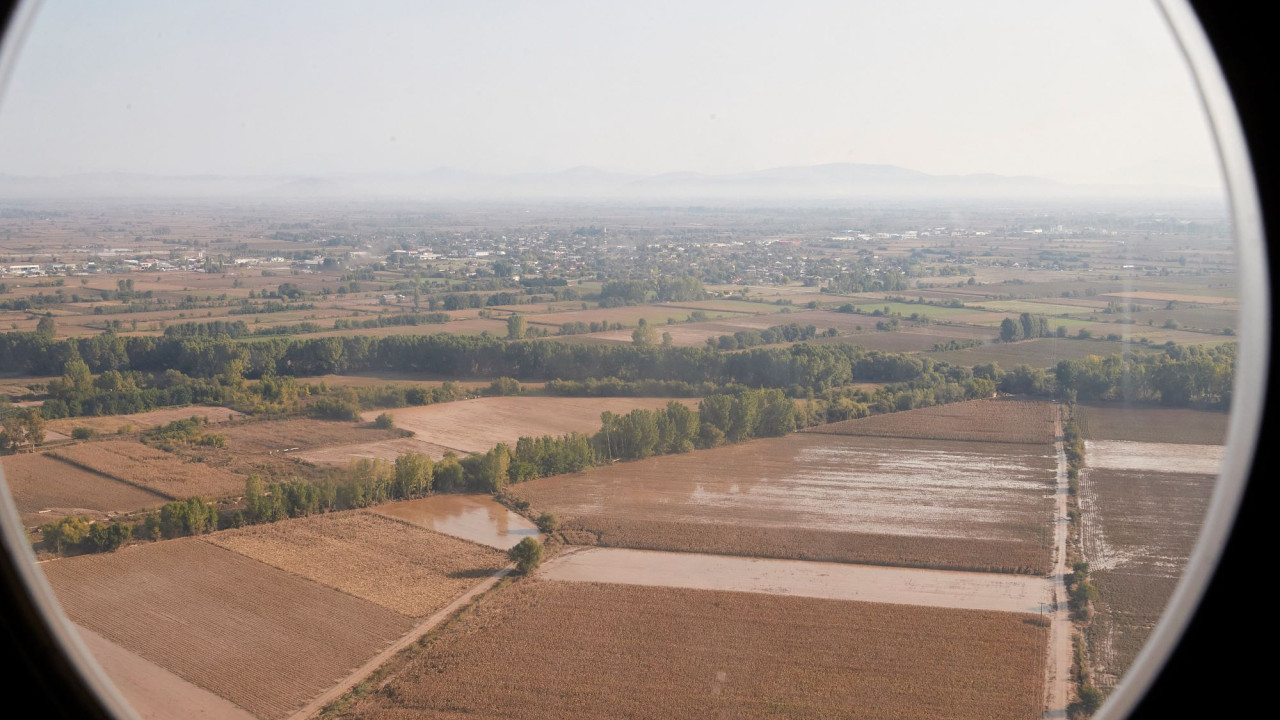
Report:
287,565,513,720
41,451,176,502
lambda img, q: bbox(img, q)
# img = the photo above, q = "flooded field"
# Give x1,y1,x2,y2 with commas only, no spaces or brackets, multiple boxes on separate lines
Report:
517,433,1053,541
365,396,699,454
540,548,1049,613
1085,440,1224,475
373,494,539,550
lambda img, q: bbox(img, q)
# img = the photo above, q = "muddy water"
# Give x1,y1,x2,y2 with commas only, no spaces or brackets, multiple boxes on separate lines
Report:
540,548,1050,614
375,494,539,550
1085,440,1223,475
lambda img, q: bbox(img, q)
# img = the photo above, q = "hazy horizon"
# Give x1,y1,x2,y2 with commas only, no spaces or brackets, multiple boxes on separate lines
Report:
0,1,1225,194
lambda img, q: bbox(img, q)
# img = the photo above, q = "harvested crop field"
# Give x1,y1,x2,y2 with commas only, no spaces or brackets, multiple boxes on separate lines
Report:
1076,403,1229,445
367,396,699,454
925,337,1127,369
1085,440,1223,475
1079,467,1216,691
77,625,256,720
807,398,1056,445
2,453,166,526
515,433,1054,574
334,580,1047,720
42,539,415,720
47,441,242,500
46,405,243,437
206,511,504,617
218,418,404,454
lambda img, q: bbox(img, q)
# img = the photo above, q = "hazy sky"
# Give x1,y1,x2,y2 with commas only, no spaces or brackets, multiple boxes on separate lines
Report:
0,0,1224,188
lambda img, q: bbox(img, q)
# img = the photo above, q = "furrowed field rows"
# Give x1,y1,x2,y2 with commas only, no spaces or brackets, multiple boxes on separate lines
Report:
42,539,415,720
47,440,243,499
805,397,1056,445
1075,403,1229,445
514,432,1055,574
2,452,167,526
205,510,506,617
332,580,1048,720
1079,467,1216,692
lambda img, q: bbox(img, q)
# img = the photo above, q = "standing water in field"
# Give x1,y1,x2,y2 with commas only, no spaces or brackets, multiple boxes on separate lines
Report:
375,494,539,550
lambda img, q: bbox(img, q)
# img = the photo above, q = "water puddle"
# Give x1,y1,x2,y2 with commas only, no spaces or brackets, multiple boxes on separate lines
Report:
375,494,539,550
540,547,1050,614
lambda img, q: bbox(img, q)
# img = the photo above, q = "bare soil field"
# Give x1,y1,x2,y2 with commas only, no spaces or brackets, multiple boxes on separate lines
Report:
215,418,403,455
1079,467,1216,692
1085,440,1223,475
925,337,1127,369
49,441,244,499
293,436,457,464
515,433,1054,574
332,580,1047,720
2,452,167,526
1105,290,1235,305
206,511,506,617
77,625,256,720
43,539,415,720
47,405,243,437
541,547,1049,613
367,396,699,454
372,494,540,549
807,397,1056,445
1076,403,1229,445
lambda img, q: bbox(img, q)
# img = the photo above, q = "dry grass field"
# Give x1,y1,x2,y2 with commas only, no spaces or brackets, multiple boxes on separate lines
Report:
369,396,699,454
514,433,1054,574
807,398,1056,445
43,539,415,720
331,580,1047,720
2,452,167,526
217,418,404,454
1080,467,1216,692
47,405,243,437
49,441,243,499
1075,404,1229,445
206,511,505,617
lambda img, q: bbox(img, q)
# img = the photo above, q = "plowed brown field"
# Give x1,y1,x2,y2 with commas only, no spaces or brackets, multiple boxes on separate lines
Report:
2,452,167,525
206,511,505,617
42,539,415,720
1076,403,1229,445
333,580,1047,720
513,433,1054,574
806,397,1055,444
48,441,242,499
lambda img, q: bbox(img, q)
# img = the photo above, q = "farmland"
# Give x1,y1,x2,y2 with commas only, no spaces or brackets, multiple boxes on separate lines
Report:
807,397,1056,445
45,404,243,437
1079,468,1217,692
925,337,1128,369
205,511,506,617
512,431,1055,574
2,452,166,526
42,539,416,720
330,580,1048,720
367,396,700,455
1076,403,1230,444
49,440,243,499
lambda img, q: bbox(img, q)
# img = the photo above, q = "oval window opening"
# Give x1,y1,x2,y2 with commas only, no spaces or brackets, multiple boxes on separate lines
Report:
0,2,1265,720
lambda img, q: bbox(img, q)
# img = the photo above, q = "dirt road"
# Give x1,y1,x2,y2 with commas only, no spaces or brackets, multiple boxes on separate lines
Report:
1044,411,1072,718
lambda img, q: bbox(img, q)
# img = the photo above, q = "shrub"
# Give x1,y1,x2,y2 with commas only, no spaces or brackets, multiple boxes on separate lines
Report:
70,427,98,440
373,412,395,430
536,512,559,533
508,537,543,574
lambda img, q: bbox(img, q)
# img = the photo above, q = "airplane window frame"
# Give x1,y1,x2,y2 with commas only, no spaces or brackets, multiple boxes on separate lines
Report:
0,1,1270,718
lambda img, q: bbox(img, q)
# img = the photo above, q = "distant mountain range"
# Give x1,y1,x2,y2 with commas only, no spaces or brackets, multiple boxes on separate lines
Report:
0,163,1221,201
